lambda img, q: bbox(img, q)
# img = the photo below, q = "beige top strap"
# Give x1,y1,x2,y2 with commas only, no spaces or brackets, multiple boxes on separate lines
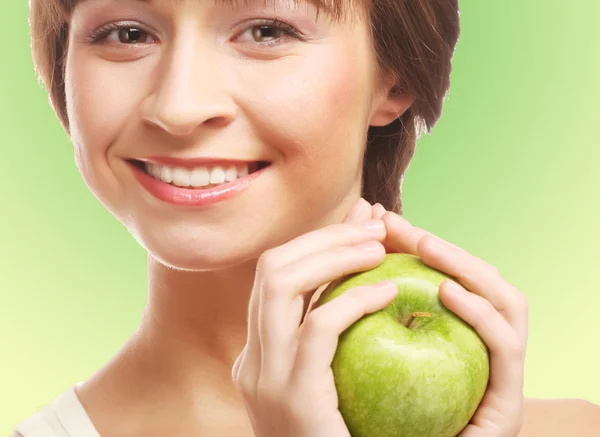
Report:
14,384,101,437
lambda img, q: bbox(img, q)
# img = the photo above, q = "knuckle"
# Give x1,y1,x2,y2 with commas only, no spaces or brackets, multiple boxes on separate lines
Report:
478,299,497,321
233,372,255,395
470,260,499,279
469,300,496,332
517,293,529,312
506,290,528,314
257,249,278,272
487,263,501,276
261,273,290,300
505,334,524,359
344,286,368,304
256,380,286,405
302,310,333,335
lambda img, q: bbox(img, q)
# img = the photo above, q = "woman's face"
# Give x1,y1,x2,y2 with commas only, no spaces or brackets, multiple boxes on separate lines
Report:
65,0,394,270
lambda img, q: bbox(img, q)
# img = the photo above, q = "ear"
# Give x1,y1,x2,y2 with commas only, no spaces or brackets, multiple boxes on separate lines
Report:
369,82,415,127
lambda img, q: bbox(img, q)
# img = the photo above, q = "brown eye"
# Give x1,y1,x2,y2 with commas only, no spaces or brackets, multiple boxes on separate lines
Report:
251,25,284,43
117,27,153,44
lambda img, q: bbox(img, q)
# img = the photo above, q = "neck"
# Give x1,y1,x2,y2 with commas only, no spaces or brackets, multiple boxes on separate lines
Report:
132,253,258,406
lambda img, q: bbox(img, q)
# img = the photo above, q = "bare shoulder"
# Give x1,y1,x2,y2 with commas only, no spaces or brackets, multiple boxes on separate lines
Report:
519,397,600,437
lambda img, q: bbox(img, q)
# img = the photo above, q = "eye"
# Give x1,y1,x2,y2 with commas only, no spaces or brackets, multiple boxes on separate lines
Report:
88,23,156,45
237,19,303,46
252,25,285,43
87,19,304,47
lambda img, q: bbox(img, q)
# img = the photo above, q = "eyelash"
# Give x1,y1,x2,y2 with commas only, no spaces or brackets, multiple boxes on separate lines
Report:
86,19,304,47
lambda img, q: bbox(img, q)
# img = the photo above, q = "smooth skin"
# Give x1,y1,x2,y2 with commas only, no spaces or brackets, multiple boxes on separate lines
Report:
14,0,600,435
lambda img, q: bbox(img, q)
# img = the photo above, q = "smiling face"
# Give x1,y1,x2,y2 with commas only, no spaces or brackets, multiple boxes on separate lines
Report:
64,0,397,270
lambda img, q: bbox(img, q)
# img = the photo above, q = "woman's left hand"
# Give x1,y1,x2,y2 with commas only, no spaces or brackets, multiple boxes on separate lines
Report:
355,201,528,437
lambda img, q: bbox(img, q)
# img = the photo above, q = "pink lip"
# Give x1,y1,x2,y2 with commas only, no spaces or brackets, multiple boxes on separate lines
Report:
127,160,269,207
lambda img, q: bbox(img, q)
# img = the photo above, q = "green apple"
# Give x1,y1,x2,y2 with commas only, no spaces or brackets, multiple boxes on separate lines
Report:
315,253,490,437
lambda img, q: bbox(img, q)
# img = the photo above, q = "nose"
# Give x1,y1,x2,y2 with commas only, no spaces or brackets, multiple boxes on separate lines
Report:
140,38,237,137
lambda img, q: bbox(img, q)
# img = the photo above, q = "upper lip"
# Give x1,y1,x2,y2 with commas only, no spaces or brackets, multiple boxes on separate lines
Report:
130,156,268,169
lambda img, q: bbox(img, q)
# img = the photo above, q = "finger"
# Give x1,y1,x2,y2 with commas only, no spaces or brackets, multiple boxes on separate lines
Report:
419,235,528,347
381,211,452,255
312,201,373,313
291,281,398,386
258,241,387,380
382,211,527,345
439,279,525,399
372,204,400,252
241,286,262,392
354,201,374,222
343,197,370,223
372,203,387,220
259,220,386,271
244,220,386,385
249,219,386,342
232,345,246,385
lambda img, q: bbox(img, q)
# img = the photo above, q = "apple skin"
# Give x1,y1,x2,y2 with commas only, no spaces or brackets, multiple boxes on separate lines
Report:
314,253,490,437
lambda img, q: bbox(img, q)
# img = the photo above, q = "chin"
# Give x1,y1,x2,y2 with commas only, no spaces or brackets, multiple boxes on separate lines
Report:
138,234,262,272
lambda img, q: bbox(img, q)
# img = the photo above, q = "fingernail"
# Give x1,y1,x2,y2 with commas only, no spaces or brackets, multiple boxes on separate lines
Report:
346,198,368,221
427,237,444,252
361,220,385,232
375,280,396,291
355,198,370,216
443,279,464,294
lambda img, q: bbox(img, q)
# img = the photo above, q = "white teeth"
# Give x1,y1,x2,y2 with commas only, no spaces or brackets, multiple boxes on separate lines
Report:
190,168,210,187
144,162,256,188
172,167,191,187
209,166,226,184
160,167,173,183
225,165,238,182
148,165,160,179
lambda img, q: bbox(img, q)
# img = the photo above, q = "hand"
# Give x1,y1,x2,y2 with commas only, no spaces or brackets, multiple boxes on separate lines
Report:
373,201,528,437
231,198,400,437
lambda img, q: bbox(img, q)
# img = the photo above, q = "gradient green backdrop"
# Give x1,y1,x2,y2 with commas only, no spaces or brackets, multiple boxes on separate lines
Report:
2,1,599,434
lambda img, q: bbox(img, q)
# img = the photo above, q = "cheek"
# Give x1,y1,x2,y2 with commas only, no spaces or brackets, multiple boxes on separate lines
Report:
64,52,148,214
65,53,151,150
237,45,371,188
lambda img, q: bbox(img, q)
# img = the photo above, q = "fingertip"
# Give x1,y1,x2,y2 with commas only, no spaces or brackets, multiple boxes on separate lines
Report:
373,281,398,300
439,279,466,304
417,235,444,260
372,203,387,219
382,211,407,229
356,201,374,221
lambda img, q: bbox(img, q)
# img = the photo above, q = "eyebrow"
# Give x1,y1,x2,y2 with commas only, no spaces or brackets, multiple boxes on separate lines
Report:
74,0,349,22
116,0,330,10
97,0,340,18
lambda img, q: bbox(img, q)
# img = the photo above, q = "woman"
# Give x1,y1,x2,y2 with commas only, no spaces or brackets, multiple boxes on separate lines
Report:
13,0,600,436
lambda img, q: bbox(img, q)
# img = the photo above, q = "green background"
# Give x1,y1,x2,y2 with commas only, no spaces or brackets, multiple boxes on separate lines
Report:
2,0,599,433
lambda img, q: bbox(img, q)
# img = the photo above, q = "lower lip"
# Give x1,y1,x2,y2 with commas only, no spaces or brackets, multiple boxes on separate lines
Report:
128,161,269,207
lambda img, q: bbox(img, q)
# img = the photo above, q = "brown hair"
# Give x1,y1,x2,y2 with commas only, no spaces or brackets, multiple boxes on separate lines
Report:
29,0,460,215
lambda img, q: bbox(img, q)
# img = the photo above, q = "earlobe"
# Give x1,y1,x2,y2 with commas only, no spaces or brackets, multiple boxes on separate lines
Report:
369,91,415,127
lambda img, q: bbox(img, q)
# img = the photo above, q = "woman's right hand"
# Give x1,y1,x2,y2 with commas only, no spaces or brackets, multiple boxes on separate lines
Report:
231,198,398,437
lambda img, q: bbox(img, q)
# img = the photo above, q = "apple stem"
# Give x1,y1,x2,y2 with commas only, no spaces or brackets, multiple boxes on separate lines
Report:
406,312,432,329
